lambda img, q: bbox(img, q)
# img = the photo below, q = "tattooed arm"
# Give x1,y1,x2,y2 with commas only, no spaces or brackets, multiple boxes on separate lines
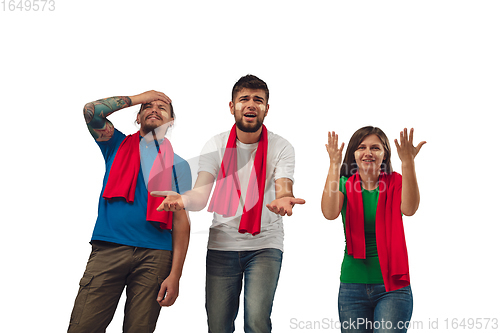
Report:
83,91,172,142
84,96,131,141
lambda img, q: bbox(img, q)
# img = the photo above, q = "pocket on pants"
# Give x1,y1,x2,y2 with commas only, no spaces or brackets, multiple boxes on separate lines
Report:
69,273,94,325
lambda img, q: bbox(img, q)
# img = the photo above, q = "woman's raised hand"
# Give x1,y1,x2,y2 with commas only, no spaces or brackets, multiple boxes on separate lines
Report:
325,131,345,166
394,128,426,164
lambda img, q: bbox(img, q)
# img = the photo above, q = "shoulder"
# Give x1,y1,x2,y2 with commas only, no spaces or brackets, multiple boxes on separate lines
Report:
379,172,402,194
387,172,402,184
267,130,293,148
390,171,402,179
96,128,125,148
339,176,349,194
173,153,191,170
389,171,402,189
173,153,193,192
267,130,294,156
201,130,230,151
212,130,231,145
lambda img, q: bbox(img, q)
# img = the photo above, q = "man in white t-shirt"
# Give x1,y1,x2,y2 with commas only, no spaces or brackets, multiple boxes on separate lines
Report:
152,74,305,332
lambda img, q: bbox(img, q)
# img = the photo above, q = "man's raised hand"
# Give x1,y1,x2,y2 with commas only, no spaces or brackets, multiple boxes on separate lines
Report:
132,90,172,106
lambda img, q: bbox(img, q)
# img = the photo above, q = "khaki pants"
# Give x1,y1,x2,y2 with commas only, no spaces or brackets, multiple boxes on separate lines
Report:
68,241,172,333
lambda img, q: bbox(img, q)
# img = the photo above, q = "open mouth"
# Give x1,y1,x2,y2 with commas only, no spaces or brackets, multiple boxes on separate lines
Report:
244,112,257,119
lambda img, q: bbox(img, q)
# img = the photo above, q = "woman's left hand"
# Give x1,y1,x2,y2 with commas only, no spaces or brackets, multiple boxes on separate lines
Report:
395,128,426,163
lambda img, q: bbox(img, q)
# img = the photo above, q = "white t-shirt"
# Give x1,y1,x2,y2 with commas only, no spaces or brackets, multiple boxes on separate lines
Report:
198,129,295,252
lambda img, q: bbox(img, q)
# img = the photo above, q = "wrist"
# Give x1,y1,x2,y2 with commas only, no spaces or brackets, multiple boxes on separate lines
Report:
329,161,341,174
167,269,182,280
129,94,144,106
180,194,189,210
401,159,415,168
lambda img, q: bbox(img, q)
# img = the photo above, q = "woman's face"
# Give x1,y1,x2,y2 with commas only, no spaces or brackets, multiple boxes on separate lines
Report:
354,134,386,173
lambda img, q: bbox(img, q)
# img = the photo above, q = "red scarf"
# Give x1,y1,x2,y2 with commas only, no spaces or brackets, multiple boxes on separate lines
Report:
102,131,174,230
345,171,410,292
208,124,268,235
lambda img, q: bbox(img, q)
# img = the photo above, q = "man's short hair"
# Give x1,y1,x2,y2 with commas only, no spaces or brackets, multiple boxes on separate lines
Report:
231,74,269,103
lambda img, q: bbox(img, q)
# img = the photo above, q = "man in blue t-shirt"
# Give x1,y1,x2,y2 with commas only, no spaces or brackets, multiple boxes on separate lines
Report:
68,90,192,333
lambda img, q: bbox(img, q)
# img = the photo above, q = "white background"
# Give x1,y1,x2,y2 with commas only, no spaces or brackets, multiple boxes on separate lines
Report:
1,1,499,332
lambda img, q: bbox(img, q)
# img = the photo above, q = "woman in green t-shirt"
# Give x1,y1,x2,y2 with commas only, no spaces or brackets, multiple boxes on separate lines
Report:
321,126,426,333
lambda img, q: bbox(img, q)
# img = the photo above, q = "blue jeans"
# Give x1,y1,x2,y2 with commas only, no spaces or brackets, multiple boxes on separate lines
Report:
205,248,283,333
338,283,413,333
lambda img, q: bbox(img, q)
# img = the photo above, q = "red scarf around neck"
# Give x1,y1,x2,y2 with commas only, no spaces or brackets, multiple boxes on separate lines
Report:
208,124,268,235
345,171,410,292
102,131,174,230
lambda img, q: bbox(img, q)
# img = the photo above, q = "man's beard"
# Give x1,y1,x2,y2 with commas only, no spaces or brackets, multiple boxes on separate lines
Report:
141,123,158,135
141,121,172,138
235,116,264,133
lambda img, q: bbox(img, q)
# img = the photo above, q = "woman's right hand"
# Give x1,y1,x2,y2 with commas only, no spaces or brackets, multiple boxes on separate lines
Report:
325,131,344,166
322,131,345,220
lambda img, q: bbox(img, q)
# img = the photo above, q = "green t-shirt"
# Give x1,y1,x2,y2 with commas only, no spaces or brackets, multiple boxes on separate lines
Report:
339,176,384,284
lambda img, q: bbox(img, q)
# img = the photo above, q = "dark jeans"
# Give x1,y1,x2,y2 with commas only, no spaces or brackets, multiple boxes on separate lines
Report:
205,248,283,333
338,283,413,333
68,241,172,333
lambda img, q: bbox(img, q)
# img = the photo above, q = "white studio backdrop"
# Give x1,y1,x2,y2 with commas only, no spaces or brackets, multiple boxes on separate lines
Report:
1,1,498,332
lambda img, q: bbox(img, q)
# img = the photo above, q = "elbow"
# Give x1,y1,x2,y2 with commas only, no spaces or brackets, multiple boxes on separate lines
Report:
401,195,420,217
185,199,208,212
321,208,340,221
401,204,419,217
191,196,210,211
402,209,417,216
83,102,95,124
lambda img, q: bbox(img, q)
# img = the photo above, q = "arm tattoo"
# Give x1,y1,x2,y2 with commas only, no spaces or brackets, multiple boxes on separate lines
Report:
84,96,132,124
83,103,95,124
93,122,115,140
95,96,132,113
84,96,131,140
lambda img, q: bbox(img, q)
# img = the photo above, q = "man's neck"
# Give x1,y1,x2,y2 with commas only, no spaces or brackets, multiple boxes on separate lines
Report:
235,126,263,144
140,127,167,142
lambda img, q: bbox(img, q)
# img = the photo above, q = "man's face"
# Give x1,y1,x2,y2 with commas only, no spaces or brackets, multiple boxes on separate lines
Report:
137,100,173,135
230,88,269,133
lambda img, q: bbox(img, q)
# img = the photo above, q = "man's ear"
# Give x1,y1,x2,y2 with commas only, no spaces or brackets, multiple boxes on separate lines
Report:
136,104,144,124
229,101,235,115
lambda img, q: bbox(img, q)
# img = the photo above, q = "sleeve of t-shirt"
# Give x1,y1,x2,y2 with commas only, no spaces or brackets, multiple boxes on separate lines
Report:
96,129,125,163
173,154,193,194
274,140,295,183
198,136,222,178
340,176,348,210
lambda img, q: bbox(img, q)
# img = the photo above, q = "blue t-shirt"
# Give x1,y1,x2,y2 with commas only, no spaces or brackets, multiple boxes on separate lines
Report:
91,129,192,250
